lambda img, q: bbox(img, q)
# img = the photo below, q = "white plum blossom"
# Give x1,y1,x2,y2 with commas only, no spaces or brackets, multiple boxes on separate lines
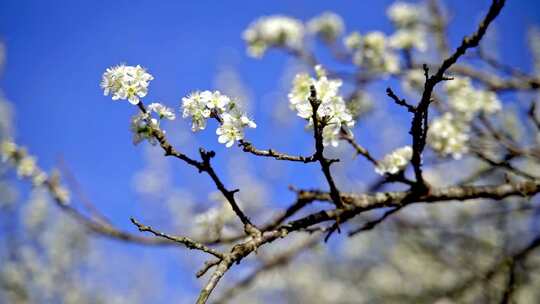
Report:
243,15,304,58
352,31,400,74
363,32,387,57
445,77,502,120
216,113,245,148
182,91,212,131
427,113,470,159
201,90,230,113
387,2,427,51
0,141,60,188
216,111,256,148
288,66,355,147
288,74,314,108
307,12,345,42
375,146,413,175
1,141,39,180
101,64,154,105
147,103,176,120
387,2,421,28
181,90,256,147
389,29,427,51
130,112,159,146
17,155,37,178
344,32,362,50
1,140,16,162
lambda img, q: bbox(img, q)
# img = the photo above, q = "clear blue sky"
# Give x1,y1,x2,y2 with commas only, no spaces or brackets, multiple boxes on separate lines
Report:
1,0,539,301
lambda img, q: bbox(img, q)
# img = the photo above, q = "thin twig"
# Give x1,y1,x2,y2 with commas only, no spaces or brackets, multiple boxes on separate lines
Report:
130,218,224,259
238,140,317,163
348,206,403,236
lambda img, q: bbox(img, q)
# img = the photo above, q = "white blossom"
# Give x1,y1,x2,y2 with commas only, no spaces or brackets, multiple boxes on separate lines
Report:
181,90,256,147
243,15,304,58
288,73,314,108
427,113,469,159
307,12,345,42
288,68,355,147
182,91,212,131
352,31,400,74
130,112,159,145
344,32,362,50
32,172,48,186
445,77,502,120
389,28,426,51
201,90,230,113
1,140,16,162
216,111,256,148
147,103,176,120
387,2,426,51
387,2,421,28
364,32,387,55
101,64,154,105
17,155,37,178
375,146,413,175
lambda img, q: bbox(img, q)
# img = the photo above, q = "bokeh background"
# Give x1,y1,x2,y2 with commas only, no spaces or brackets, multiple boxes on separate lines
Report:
1,0,540,302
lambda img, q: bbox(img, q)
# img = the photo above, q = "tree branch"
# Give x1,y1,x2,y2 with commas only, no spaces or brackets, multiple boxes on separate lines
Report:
409,0,506,190
130,218,225,259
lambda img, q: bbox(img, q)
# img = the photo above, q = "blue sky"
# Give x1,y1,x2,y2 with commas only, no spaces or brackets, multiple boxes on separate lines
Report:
1,0,540,301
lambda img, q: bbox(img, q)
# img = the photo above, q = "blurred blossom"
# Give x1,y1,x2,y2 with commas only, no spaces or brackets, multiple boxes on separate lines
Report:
427,113,469,159
375,145,412,175
307,11,345,42
243,15,304,58
351,31,400,74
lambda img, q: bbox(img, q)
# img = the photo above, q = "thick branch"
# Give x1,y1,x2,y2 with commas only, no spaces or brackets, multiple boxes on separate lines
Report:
283,180,540,232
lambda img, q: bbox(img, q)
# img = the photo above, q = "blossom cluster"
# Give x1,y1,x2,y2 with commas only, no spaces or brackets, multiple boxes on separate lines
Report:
243,12,346,58
386,2,427,51
242,15,304,58
427,113,469,159
129,103,175,146
100,64,154,105
427,77,502,159
345,31,400,75
1,141,70,203
288,66,355,147
375,146,413,175
100,64,256,148
182,90,256,147
445,77,502,119
307,12,345,42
